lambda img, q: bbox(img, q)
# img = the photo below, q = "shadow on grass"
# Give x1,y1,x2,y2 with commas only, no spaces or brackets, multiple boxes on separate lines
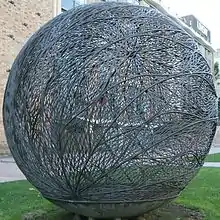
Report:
22,203,205,220
22,208,74,220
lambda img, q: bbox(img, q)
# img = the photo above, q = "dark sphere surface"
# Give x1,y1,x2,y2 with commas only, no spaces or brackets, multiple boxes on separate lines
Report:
3,2,217,218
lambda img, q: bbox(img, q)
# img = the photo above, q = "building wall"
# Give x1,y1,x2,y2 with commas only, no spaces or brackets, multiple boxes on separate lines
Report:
180,15,214,74
215,49,220,58
205,48,214,70
198,42,214,73
0,0,53,154
214,50,220,96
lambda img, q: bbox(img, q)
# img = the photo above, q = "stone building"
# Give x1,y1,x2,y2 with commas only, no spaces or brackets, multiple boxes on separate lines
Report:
0,0,53,154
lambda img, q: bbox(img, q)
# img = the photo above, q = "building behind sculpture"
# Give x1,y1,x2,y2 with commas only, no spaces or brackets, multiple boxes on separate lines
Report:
145,1,215,74
58,0,215,72
180,15,211,43
214,49,220,96
215,49,220,64
0,0,53,154
180,15,214,72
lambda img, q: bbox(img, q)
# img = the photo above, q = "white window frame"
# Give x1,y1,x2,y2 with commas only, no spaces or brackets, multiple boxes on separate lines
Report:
53,0,62,17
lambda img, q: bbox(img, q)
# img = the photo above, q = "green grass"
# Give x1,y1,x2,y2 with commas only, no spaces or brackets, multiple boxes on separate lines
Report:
0,181,72,220
1,168,220,220
205,153,220,162
0,181,53,220
176,168,220,220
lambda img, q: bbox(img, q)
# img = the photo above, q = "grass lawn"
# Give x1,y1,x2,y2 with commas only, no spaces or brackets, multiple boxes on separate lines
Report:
176,168,220,220
0,181,62,220
205,153,220,162
0,168,220,220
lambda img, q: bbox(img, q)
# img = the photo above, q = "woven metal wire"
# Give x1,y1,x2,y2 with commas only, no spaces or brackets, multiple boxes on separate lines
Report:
3,2,218,218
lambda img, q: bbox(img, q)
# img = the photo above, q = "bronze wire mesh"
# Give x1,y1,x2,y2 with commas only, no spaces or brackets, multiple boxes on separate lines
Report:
3,2,218,218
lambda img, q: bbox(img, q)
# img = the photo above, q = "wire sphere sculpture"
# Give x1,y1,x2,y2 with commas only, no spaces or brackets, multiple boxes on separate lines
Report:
3,2,218,219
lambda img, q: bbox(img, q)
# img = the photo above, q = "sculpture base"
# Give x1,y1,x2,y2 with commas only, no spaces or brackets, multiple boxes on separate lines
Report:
46,197,177,218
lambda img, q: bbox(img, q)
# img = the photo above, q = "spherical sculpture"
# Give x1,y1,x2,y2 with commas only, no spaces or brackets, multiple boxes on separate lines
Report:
3,2,217,218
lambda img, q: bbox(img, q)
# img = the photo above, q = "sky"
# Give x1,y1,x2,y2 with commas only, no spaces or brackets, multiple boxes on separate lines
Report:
162,0,220,49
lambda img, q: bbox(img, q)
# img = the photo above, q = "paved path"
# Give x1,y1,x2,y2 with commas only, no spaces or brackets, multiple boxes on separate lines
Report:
212,126,220,146
208,146,220,154
0,157,25,183
203,162,220,168
1,146,220,183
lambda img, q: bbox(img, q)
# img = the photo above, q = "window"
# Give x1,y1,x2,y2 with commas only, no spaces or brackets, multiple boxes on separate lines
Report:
127,0,139,4
61,0,140,11
62,0,74,10
62,0,86,10
197,21,208,36
104,0,139,4
74,0,86,7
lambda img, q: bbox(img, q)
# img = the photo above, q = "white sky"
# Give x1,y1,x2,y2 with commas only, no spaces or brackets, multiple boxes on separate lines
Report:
162,0,220,49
